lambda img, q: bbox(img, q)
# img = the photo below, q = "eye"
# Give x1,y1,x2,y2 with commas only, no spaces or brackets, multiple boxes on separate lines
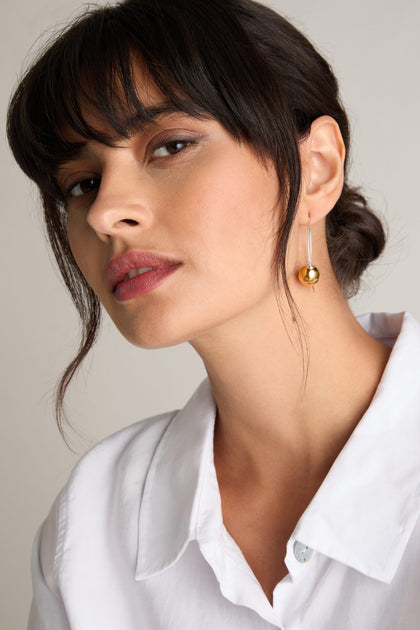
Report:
152,140,192,158
67,177,101,198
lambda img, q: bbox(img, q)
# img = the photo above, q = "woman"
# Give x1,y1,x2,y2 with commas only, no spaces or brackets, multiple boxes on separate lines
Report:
7,0,420,627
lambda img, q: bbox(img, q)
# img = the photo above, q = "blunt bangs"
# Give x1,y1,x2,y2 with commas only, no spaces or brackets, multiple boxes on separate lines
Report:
7,0,305,209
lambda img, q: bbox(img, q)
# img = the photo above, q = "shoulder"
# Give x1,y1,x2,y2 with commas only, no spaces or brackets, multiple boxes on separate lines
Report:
62,408,178,517
33,379,215,603
37,409,178,587
69,408,177,486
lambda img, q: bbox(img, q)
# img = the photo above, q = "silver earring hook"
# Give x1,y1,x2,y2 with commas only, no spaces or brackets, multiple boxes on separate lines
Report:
307,217,313,266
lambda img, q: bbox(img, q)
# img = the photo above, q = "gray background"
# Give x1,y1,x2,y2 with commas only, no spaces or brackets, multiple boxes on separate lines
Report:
1,0,419,626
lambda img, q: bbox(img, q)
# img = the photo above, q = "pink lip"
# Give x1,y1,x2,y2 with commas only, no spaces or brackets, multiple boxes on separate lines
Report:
106,251,181,302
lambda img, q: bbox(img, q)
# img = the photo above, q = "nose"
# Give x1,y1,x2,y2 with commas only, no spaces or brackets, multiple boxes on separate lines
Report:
86,164,154,243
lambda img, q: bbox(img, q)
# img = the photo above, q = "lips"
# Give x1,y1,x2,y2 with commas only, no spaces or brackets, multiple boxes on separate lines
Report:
106,251,181,301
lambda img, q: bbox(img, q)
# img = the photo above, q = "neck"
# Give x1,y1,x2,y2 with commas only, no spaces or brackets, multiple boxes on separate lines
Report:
191,276,390,488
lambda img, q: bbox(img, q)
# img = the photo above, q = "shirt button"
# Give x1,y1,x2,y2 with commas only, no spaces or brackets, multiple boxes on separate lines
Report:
294,541,313,563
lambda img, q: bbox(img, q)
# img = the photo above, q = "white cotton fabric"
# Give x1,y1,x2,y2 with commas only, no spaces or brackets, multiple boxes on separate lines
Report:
28,312,420,630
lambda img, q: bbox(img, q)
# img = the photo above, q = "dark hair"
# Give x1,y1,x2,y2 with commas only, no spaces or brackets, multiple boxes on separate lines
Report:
7,0,385,433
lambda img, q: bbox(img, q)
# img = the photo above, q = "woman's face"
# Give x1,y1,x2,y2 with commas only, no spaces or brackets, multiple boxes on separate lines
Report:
59,83,282,349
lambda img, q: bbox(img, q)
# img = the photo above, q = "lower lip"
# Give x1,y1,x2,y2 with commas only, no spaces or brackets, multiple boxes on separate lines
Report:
114,265,180,302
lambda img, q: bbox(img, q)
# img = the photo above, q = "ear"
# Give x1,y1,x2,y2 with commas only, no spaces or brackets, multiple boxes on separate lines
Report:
298,116,345,225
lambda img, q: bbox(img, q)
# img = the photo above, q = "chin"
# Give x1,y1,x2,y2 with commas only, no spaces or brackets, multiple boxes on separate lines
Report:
112,316,194,351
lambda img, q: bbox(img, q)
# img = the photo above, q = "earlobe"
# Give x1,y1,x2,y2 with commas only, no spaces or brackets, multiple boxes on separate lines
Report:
298,115,345,224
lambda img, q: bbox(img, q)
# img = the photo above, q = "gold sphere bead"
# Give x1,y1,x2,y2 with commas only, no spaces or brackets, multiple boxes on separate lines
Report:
298,264,320,286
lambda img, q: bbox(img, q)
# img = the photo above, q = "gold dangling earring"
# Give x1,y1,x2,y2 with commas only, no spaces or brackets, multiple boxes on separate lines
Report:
298,217,320,286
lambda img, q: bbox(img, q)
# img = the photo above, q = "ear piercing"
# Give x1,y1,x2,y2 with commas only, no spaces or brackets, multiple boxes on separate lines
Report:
298,218,320,286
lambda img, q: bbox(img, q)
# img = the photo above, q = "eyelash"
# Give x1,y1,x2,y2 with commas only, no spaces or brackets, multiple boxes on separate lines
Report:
66,178,100,199
63,137,196,200
151,138,193,158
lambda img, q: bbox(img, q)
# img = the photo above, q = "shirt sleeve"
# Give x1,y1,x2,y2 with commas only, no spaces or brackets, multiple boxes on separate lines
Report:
27,498,71,630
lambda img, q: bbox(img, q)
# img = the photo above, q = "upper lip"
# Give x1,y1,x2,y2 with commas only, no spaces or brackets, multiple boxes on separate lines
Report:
106,251,181,292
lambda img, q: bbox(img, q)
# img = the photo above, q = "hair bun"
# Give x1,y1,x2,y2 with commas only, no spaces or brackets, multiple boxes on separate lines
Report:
326,184,386,298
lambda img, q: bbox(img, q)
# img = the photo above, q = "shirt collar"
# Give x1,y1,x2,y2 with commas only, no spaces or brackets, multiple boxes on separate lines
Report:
136,312,420,584
135,379,216,579
295,312,420,583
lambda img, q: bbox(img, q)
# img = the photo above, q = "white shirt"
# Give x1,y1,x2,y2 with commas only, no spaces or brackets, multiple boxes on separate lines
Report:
29,312,420,630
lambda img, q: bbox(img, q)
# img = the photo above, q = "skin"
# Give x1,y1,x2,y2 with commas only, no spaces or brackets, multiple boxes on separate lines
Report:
59,80,391,604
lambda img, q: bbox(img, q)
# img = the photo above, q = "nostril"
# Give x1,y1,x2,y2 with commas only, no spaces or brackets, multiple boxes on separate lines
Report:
121,219,138,226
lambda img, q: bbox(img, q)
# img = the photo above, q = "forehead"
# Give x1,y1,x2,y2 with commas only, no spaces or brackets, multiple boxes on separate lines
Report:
67,62,163,132
58,59,209,156
58,58,212,159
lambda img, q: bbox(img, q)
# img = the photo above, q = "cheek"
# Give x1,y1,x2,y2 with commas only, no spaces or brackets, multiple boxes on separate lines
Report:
172,154,279,274
67,217,102,292
67,210,84,256
67,220,87,275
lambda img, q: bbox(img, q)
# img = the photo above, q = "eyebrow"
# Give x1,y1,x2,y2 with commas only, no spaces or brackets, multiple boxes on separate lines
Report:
56,103,206,173
124,103,197,128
